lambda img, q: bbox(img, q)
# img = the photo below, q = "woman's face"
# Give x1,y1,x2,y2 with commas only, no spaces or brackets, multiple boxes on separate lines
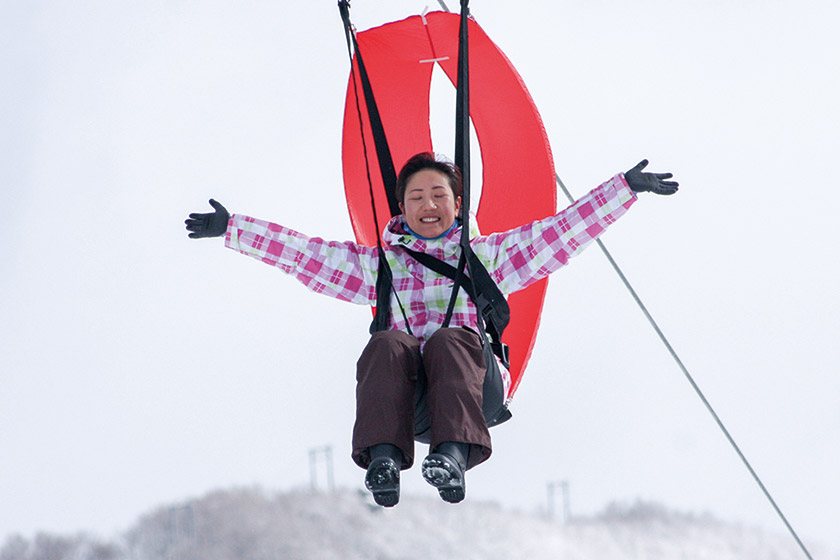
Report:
399,169,462,239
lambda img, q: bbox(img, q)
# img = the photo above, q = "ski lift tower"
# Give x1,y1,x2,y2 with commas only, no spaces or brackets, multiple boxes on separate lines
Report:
309,445,335,493
547,480,571,524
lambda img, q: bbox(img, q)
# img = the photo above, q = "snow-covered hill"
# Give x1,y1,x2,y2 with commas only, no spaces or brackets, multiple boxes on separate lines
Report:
2,487,835,560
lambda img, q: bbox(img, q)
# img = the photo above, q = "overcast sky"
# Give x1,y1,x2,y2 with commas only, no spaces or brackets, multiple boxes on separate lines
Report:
2,0,838,553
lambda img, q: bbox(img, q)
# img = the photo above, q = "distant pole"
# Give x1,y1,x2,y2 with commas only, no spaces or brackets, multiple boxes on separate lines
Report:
326,446,334,491
309,445,335,493
164,503,195,559
547,481,571,523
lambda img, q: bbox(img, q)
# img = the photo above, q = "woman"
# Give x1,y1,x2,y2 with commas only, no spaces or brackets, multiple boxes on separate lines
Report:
185,153,678,507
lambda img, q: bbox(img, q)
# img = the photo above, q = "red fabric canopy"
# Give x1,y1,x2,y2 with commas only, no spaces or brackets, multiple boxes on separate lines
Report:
342,12,556,397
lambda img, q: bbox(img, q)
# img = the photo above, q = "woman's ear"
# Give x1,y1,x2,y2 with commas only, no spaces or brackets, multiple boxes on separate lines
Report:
455,196,462,213
398,201,405,215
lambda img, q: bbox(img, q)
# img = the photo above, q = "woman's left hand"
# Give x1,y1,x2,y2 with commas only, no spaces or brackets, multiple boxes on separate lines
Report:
625,160,679,195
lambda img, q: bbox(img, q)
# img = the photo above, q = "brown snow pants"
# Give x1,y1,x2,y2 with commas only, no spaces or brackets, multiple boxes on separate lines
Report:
351,328,492,471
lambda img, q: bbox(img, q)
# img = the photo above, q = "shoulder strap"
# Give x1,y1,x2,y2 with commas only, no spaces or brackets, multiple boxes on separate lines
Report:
403,248,474,297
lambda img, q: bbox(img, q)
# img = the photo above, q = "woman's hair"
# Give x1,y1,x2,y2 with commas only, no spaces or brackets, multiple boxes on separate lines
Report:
395,152,463,204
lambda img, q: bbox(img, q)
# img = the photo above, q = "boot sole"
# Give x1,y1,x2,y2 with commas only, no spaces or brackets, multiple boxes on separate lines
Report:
365,457,400,507
421,453,465,503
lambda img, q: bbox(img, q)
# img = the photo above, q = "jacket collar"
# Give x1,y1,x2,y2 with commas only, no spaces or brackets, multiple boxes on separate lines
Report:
382,214,481,257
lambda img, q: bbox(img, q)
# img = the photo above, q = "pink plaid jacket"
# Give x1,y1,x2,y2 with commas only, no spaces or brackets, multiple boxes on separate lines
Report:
226,174,637,398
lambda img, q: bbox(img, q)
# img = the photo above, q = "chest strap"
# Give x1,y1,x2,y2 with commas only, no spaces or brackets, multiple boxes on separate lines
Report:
403,247,510,369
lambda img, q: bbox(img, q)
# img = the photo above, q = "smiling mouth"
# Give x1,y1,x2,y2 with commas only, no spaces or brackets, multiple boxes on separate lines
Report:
420,217,440,223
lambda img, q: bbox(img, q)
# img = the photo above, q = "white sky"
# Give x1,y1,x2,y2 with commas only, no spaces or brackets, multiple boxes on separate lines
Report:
2,0,838,553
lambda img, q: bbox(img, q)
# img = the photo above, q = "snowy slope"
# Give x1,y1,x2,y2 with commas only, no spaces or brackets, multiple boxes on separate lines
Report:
3,487,835,560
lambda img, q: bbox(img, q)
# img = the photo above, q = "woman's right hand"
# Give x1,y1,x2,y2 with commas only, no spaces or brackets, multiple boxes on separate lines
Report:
185,199,230,238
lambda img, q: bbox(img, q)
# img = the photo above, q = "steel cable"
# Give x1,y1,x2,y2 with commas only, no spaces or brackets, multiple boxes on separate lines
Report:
556,173,813,560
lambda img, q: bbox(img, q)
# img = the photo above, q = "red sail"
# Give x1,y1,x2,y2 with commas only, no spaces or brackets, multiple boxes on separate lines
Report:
342,12,556,398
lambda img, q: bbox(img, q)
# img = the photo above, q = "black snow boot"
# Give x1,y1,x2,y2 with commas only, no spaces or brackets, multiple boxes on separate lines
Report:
422,441,469,504
365,444,403,507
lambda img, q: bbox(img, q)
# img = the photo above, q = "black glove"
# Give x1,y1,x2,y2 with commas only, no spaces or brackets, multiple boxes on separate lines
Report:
625,160,679,195
185,199,230,238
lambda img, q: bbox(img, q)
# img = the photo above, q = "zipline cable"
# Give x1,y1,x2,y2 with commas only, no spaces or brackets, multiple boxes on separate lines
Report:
555,173,813,560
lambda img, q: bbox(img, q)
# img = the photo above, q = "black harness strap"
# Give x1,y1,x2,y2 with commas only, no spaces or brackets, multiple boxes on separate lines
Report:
338,2,400,218
339,1,410,335
441,0,472,329
338,0,510,366
404,248,510,369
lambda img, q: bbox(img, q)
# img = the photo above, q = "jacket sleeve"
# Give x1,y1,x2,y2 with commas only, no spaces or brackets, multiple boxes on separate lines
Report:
224,214,378,305
474,174,637,295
